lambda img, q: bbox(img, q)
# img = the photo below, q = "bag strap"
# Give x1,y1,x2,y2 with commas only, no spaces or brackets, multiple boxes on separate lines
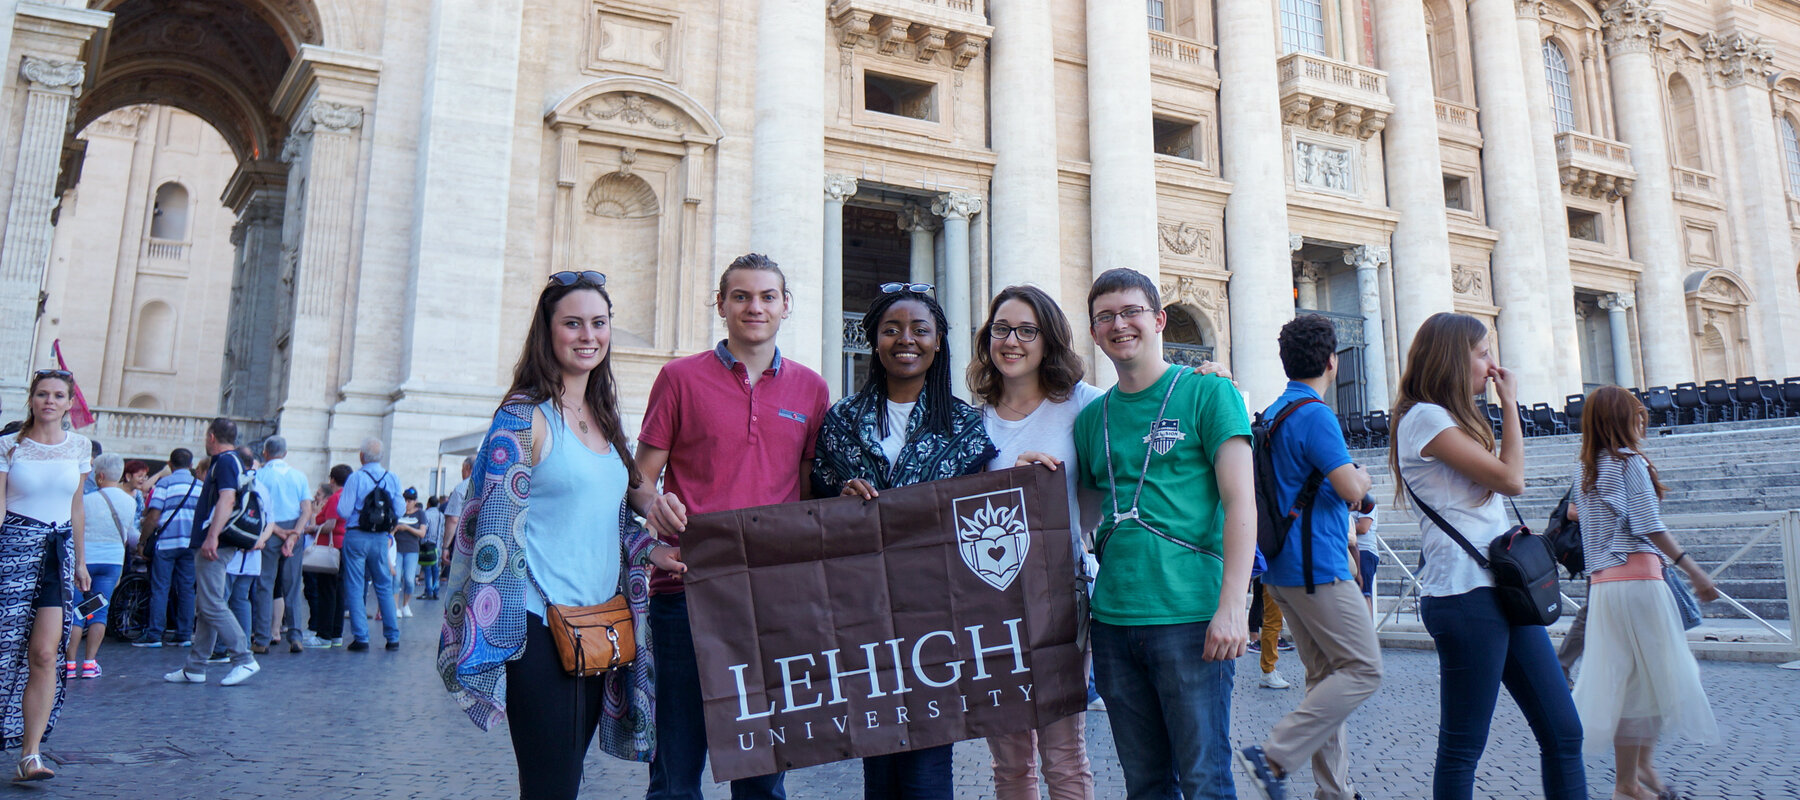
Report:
1269,397,1327,592
100,488,128,546
1403,478,1489,569
149,477,200,541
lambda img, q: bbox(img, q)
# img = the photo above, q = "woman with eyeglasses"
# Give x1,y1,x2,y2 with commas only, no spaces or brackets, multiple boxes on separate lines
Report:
439,270,685,800
812,283,997,800
0,369,94,781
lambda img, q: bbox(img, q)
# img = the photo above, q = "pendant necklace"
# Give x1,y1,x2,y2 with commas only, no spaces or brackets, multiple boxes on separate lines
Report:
564,400,590,435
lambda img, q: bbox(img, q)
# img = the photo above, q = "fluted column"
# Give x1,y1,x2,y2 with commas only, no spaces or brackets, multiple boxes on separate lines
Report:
753,0,827,369
1602,0,1692,387
1599,292,1637,387
1217,0,1293,406
1516,0,1583,397
898,204,939,287
990,0,1062,297
1705,32,1800,378
1468,0,1555,396
1372,0,1456,361
933,191,983,400
823,175,859,400
1349,246,1394,409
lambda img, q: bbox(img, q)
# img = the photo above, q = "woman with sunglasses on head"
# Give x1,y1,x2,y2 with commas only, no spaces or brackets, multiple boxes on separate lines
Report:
812,283,997,800
0,369,94,781
439,271,685,800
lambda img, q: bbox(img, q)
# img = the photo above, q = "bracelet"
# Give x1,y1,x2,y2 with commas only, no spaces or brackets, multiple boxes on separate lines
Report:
1673,551,1690,565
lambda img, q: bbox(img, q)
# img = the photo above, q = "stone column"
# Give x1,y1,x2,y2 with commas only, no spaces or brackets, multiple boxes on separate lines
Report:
1602,0,1692,387
1372,0,1456,361
823,175,859,399
989,0,1062,298
1599,292,1637,387
0,56,85,406
1516,0,1583,397
219,161,288,420
1704,32,1800,378
753,0,827,370
1217,0,1293,405
1468,0,1555,396
1348,245,1394,409
933,191,983,400
898,204,939,287
1294,263,1322,310
1084,0,1158,280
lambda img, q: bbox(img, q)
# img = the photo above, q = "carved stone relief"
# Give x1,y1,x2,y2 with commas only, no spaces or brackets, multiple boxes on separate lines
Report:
1156,219,1213,262
1293,140,1353,193
1451,264,1489,301
580,93,684,132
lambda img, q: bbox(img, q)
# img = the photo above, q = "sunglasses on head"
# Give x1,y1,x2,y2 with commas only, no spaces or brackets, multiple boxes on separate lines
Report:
548,270,607,287
33,369,72,381
879,282,934,295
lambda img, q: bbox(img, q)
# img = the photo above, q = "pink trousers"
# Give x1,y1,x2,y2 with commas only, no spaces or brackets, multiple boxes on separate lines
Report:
984,712,1095,800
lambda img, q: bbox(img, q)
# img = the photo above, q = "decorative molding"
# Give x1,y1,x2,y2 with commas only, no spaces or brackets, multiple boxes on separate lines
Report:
585,171,659,218
1701,32,1774,89
85,106,149,138
931,191,983,220
824,174,860,203
1600,0,1663,57
1344,244,1391,270
1598,292,1635,312
828,0,991,71
897,204,940,233
297,101,365,135
1277,53,1392,140
1156,219,1208,257
580,93,682,131
1293,140,1353,193
18,56,84,95
1451,264,1488,299
1289,234,1305,252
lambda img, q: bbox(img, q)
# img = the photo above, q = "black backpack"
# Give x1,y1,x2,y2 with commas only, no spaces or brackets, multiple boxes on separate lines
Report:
356,468,398,533
1545,486,1583,577
1252,397,1327,592
218,462,267,551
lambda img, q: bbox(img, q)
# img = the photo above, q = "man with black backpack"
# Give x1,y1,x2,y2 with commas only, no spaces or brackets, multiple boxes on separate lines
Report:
335,438,403,652
1236,315,1381,800
163,418,260,686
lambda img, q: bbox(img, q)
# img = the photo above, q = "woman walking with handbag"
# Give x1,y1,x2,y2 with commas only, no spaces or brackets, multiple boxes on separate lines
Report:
1571,386,1717,800
438,270,683,800
0,369,94,781
1388,313,1584,800
812,284,996,800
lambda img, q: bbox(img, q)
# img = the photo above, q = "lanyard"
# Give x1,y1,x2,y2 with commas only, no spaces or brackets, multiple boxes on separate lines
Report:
1096,367,1218,562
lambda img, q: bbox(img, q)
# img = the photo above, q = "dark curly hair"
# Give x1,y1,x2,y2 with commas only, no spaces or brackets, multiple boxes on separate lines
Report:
861,289,956,438
1278,313,1338,380
968,285,1085,407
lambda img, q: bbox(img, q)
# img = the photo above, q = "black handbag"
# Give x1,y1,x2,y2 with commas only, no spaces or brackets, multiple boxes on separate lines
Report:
1406,481,1564,627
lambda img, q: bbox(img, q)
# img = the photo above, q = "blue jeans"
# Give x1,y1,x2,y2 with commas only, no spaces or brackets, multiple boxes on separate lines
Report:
421,558,440,596
1091,619,1236,800
148,546,196,638
648,593,786,800
340,531,399,644
228,573,258,639
861,745,953,800
396,552,419,600
77,563,122,627
1420,588,1586,800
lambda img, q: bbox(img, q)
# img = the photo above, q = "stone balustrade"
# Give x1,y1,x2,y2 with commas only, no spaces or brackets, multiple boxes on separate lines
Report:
829,0,992,69
1672,165,1718,203
144,238,190,261
1554,130,1636,200
87,407,273,460
1433,99,1480,143
1276,52,1393,140
1147,30,1211,68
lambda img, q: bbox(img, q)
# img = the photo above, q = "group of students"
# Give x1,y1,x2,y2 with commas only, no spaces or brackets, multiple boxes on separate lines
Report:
429,255,1718,800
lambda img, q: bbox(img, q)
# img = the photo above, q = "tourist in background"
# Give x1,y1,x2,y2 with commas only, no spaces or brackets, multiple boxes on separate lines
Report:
419,495,442,600
1571,386,1718,800
336,440,402,652
253,436,311,653
75,452,134,678
1388,312,1584,800
121,460,150,519
301,467,351,648
1352,507,1378,618
441,455,473,581
164,418,259,687
392,488,423,618
134,447,200,648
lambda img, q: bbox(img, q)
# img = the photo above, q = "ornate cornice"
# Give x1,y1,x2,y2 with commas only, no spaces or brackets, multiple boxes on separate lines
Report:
1598,292,1635,312
1601,0,1663,57
19,56,84,96
1702,32,1774,89
824,174,859,203
931,191,983,220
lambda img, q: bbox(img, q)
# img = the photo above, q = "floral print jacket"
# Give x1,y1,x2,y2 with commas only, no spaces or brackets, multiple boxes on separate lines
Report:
810,386,997,494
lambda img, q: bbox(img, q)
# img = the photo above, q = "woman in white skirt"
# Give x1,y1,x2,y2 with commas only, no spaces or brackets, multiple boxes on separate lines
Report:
1571,386,1718,800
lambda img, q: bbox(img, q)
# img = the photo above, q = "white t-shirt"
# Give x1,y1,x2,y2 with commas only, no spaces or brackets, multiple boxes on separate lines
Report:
1395,402,1506,597
1352,507,1378,555
981,382,1106,545
879,401,916,466
0,432,92,525
81,486,136,566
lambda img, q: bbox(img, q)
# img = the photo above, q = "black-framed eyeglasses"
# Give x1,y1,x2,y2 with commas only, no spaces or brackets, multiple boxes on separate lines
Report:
1090,306,1154,327
879,282,934,295
32,369,72,381
548,270,606,287
987,323,1040,343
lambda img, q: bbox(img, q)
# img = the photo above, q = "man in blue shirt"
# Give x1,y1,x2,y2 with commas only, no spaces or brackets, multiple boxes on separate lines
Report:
337,438,402,651
133,448,201,647
1237,315,1380,800
252,436,313,653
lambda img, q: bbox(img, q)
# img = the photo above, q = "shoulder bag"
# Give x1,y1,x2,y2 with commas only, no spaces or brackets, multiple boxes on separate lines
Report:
302,517,341,574
142,478,199,552
1405,480,1563,626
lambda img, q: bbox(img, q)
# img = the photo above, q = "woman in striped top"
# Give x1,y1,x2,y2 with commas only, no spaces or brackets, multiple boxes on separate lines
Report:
1570,386,1718,800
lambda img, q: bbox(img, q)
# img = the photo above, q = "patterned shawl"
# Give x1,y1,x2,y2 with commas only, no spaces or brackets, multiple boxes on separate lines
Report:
437,401,658,762
811,386,996,494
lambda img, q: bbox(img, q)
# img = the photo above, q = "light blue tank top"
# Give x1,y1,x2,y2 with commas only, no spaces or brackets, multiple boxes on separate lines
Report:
523,401,627,618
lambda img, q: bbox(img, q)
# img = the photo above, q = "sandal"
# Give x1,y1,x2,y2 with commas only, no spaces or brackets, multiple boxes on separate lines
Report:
14,753,53,782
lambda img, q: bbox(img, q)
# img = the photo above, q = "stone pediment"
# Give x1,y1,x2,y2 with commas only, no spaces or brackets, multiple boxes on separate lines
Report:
546,77,722,146
829,0,993,70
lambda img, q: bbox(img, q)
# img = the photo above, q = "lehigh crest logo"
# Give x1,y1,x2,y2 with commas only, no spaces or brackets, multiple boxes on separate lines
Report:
1144,419,1187,455
952,488,1032,591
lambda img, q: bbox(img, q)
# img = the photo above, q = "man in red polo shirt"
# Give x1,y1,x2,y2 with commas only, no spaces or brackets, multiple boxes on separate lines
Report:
631,253,829,799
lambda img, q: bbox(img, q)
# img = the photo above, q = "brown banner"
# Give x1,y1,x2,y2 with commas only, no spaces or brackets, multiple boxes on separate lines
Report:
682,466,1086,782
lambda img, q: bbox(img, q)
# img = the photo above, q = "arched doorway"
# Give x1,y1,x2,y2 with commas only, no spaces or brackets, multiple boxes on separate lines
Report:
1683,269,1754,384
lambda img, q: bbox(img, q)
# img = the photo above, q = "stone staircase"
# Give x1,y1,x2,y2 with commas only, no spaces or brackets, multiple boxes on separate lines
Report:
1354,418,1800,622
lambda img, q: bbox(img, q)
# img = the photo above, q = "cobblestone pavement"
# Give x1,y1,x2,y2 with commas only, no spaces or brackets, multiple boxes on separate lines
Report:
23,598,1799,799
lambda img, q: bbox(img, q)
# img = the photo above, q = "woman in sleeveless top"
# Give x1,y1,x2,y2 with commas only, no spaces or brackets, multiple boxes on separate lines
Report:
438,271,684,800
0,370,94,781
1571,386,1717,800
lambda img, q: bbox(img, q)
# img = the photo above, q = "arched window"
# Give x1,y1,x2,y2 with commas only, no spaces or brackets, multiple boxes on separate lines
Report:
1667,74,1702,169
1147,0,1167,32
131,300,176,371
1542,41,1576,134
1279,0,1327,56
1781,117,1800,197
149,182,190,240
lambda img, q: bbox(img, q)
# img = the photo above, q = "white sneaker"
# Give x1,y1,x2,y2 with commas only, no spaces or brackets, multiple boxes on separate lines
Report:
401,606,412,618
163,668,204,684
220,661,260,687
1086,696,1107,712
1260,669,1292,689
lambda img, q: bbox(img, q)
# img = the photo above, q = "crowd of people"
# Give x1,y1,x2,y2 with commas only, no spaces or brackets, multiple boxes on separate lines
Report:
0,253,1722,798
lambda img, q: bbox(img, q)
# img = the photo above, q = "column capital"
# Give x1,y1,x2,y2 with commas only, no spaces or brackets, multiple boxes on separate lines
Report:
1345,244,1392,271
824,174,859,202
1514,0,1544,20
1601,0,1663,57
1599,292,1636,312
1289,233,1305,252
897,203,940,233
18,56,84,96
1702,32,1775,89
1293,262,1326,285
931,191,983,220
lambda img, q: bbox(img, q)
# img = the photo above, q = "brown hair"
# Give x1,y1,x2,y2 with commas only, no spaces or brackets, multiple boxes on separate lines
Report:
968,285,1086,407
504,277,640,488
1387,312,1496,507
715,253,789,302
14,372,72,442
1579,385,1666,498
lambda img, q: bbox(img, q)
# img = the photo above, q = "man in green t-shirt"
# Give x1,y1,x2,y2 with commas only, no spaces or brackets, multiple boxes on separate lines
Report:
1073,268,1255,800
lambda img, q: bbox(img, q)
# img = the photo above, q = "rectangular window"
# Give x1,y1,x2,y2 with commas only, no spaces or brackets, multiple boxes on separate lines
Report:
1153,116,1199,161
1279,0,1327,56
864,73,936,121
1568,208,1603,242
1147,0,1167,32
1443,175,1471,211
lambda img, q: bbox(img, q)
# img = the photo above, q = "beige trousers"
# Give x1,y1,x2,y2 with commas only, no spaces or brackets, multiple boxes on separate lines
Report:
1265,579,1384,800
984,711,1094,800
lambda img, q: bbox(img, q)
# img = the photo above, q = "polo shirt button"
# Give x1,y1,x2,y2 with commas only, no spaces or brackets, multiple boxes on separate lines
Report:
752,415,758,421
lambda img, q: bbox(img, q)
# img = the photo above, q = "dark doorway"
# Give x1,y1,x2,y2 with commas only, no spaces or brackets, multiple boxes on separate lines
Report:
841,205,913,394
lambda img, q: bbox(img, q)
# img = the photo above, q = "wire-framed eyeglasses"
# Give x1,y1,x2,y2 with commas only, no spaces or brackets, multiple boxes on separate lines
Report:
1090,306,1155,327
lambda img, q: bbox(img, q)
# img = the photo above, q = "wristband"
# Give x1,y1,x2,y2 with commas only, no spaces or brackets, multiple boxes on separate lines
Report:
1673,551,1690,566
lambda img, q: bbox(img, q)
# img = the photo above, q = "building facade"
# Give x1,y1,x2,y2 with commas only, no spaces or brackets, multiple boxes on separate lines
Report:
2,0,1798,481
